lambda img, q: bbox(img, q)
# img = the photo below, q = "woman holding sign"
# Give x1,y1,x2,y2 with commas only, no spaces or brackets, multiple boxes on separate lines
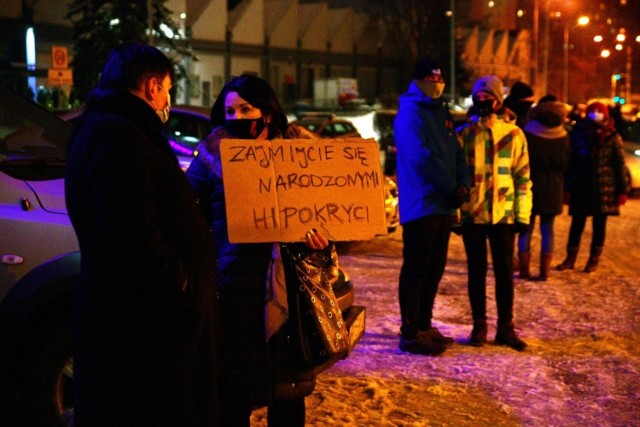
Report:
186,75,327,426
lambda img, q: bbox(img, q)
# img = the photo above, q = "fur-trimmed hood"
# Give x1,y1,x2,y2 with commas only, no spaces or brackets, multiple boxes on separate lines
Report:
525,101,570,139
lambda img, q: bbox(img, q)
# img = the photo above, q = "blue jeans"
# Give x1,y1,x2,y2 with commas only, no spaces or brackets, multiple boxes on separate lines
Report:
518,214,556,254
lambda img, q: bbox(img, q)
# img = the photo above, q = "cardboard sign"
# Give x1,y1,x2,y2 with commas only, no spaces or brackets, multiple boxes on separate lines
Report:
220,138,387,243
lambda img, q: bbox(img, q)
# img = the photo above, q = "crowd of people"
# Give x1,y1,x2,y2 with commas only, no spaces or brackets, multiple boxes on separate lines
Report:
63,41,630,425
394,57,630,358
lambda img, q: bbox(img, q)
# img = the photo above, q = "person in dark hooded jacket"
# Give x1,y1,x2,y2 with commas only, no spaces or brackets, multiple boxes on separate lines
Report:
504,81,535,130
186,74,329,427
65,42,222,425
394,57,471,356
517,95,570,280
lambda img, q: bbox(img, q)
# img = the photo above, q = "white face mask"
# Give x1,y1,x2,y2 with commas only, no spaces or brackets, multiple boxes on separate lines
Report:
154,85,171,123
416,80,446,99
588,111,604,123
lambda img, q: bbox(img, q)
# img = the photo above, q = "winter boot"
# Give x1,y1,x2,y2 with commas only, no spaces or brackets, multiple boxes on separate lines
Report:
557,247,578,271
399,331,446,356
538,252,553,281
469,319,488,347
423,327,455,347
495,322,527,351
518,252,531,279
584,247,603,273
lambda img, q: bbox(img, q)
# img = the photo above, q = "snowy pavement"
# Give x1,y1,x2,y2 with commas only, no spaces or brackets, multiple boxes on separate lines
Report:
252,198,640,426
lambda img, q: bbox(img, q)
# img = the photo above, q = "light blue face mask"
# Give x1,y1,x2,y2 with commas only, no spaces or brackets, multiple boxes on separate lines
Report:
154,84,171,123
588,111,604,123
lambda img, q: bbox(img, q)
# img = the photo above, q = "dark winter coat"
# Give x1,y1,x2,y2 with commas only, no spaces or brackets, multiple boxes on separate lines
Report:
185,124,316,409
394,81,471,224
565,120,629,216
65,91,221,426
523,103,571,216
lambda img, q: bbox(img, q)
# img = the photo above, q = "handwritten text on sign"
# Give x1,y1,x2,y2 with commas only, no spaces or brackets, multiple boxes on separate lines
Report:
220,138,387,243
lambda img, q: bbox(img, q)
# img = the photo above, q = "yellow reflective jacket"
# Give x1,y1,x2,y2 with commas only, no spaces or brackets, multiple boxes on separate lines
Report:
456,114,532,225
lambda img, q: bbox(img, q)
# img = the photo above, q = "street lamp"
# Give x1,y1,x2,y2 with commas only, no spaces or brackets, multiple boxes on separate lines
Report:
562,15,589,103
598,30,640,104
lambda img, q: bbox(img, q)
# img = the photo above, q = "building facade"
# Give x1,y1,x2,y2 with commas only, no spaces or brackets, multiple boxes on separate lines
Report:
1,0,535,108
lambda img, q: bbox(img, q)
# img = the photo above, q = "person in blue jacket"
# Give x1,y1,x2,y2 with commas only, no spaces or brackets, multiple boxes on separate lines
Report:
394,57,471,355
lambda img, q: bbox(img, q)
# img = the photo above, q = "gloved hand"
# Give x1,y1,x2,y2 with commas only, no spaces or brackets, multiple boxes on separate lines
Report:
515,222,529,235
563,192,570,205
618,194,628,206
451,185,470,209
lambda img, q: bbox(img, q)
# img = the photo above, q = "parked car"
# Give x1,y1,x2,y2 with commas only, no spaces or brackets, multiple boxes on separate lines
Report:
383,175,400,232
0,89,364,425
291,112,361,139
615,119,640,194
164,105,212,163
373,109,397,175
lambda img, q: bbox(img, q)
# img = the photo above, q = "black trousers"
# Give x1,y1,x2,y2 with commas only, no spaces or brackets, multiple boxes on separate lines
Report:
399,215,453,338
461,223,515,324
567,214,607,251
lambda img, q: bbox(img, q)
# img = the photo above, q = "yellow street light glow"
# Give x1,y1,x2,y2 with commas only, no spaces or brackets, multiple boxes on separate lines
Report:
601,49,611,58
578,16,590,26
594,35,603,42
488,1,495,8
636,35,640,43
616,43,623,51
517,9,524,18
617,33,626,42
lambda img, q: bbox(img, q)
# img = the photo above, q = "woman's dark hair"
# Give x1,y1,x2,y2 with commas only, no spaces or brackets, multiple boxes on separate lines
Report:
210,74,289,138
98,42,174,92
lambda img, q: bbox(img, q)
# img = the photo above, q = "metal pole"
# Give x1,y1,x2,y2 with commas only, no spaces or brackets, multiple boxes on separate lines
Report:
450,0,455,103
542,0,549,95
563,23,569,103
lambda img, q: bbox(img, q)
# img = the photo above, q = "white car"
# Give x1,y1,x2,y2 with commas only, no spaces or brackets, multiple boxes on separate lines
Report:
620,119,640,193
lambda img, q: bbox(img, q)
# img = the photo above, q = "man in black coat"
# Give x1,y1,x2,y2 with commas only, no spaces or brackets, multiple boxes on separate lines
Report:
65,42,222,425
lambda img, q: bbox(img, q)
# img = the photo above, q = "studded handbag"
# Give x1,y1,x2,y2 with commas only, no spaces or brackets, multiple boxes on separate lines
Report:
280,242,349,366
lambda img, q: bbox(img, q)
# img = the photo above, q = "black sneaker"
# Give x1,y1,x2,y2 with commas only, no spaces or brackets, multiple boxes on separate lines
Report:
495,322,527,352
424,327,455,347
399,331,446,356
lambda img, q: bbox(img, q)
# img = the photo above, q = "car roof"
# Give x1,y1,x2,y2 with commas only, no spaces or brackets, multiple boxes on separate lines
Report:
171,104,211,118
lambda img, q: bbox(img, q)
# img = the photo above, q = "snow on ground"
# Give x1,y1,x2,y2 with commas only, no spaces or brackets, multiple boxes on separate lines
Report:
251,199,640,426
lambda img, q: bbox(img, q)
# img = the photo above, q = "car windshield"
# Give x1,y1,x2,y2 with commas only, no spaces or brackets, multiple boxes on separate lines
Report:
0,86,72,180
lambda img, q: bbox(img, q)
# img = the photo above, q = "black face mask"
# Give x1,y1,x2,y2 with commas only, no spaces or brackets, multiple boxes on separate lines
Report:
474,99,495,117
224,118,266,139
